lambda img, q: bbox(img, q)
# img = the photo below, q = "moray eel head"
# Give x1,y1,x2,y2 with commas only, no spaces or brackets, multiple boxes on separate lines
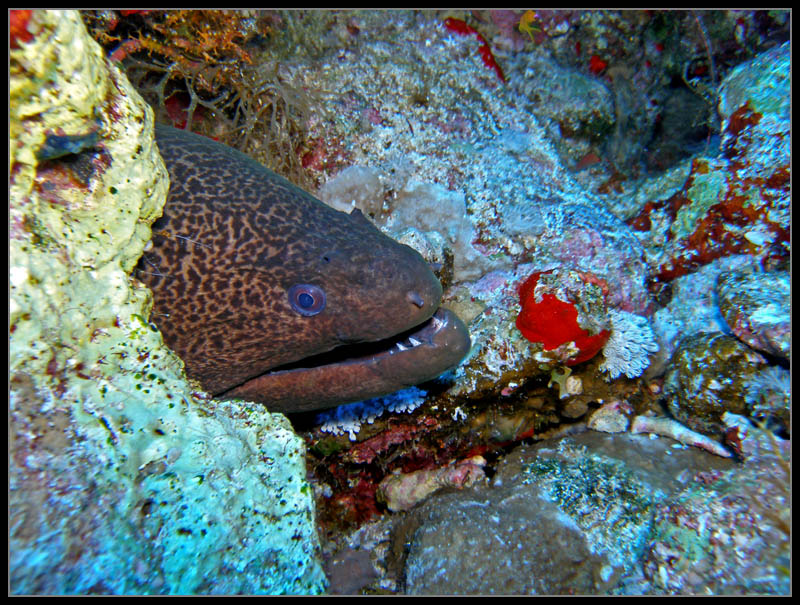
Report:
139,125,470,413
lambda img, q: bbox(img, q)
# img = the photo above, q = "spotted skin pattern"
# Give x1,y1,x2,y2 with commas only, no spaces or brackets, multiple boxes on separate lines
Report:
139,125,468,410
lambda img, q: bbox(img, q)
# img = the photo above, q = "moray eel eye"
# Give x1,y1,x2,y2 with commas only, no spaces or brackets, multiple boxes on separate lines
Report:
288,284,326,316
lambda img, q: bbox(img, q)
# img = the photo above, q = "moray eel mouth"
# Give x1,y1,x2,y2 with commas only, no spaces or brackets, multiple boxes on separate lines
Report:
223,307,470,414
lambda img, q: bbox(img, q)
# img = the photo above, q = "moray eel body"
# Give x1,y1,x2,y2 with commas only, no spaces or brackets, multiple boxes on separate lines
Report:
139,125,470,413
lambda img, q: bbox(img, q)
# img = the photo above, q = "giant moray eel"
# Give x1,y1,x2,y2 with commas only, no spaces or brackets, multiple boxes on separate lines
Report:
138,124,470,414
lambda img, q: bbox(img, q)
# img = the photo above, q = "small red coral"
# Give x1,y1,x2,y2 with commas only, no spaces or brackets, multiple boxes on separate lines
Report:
589,54,608,75
443,17,506,83
516,271,610,366
10,10,34,48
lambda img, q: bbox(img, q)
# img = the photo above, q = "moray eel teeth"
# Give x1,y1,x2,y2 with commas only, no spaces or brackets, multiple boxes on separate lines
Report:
140,124,471,413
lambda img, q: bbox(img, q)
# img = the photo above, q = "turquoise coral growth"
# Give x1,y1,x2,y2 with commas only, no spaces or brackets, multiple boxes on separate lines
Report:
522,439,659,580
316,387,428,440
10,10,325,595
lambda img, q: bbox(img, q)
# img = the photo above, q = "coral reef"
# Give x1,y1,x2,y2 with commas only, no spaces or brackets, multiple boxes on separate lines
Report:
10,10,324,595
277,19,787,594
644,448,790,594
66,10,790,595
305,14,787,595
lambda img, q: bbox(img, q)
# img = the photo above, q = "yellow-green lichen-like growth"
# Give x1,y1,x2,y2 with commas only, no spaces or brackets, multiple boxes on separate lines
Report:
671,165,726,241
10,10,325,595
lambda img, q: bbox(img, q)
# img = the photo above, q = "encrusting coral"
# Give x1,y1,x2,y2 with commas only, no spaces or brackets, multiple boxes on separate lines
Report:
10,10,325,595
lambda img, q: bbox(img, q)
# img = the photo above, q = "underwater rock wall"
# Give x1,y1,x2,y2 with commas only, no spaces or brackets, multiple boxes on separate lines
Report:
304,16,788,438
298,12,658,410
279,16,789,594
627,41,790,282
9,10,325,594
18,10,789,595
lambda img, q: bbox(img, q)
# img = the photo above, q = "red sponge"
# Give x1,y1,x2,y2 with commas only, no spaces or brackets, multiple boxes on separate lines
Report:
516,271,610,366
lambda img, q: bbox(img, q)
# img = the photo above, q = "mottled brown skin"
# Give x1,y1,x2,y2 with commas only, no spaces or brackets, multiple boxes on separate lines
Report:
138,125,470,412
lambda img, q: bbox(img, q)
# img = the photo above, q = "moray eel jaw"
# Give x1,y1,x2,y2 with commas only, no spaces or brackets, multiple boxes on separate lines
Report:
142,125,471,412
224,307,471,413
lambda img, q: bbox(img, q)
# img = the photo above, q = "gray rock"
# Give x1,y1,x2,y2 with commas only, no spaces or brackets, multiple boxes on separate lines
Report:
397,433,696,595
717,270,790,360
401,483,609,595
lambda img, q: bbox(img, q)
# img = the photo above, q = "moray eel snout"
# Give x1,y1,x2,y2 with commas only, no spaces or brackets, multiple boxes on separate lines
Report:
140,125,470,413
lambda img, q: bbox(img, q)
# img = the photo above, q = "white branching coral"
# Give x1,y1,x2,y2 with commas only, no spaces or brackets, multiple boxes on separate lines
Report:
599,309,659,380
316,387,428,441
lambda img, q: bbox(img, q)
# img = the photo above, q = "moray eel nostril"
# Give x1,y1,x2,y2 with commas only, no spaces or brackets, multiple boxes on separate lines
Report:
139,124,470,413
407,290,426,309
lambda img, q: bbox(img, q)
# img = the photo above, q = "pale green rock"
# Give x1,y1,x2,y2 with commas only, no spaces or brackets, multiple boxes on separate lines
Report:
718,41,790,120
10,10,325,595
671,168,726,241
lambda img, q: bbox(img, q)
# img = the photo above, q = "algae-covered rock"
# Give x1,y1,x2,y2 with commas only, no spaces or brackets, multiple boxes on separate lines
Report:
10,10,325,595
396,435,665,595
514,50,615,161
516,439,658,582
741,365,791,435
627,42,790,283
663,333,767,438
647,255,763,377
377,456,486,512
644,454,790,595
400,482,610,595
